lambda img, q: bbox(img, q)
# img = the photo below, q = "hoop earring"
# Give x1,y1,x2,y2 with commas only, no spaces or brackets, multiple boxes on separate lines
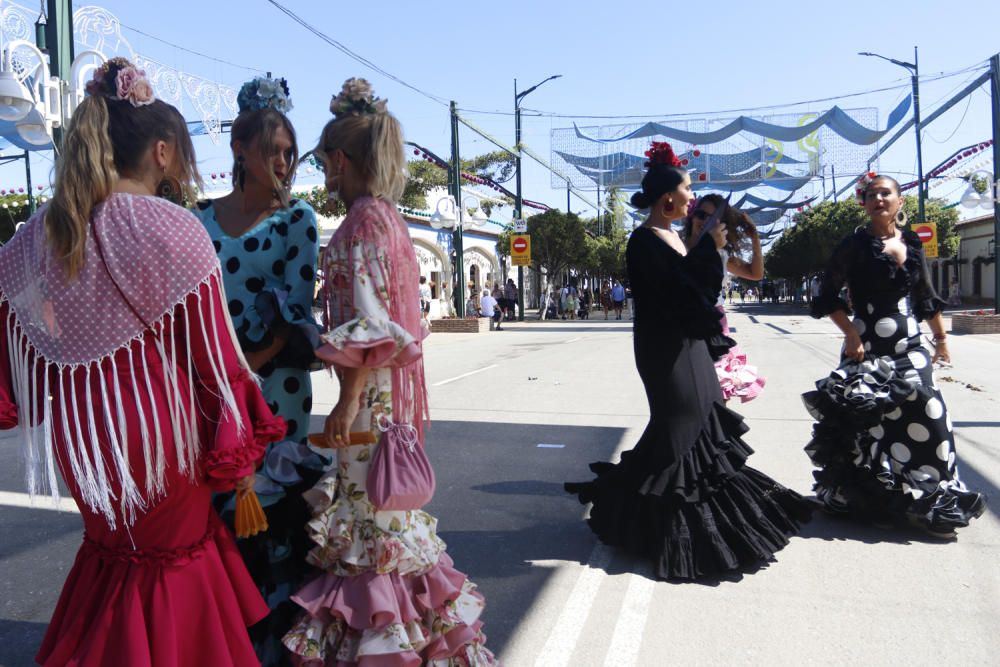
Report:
156,175,183,205
235,155,247,192
895,209,908,227
664,201,675,213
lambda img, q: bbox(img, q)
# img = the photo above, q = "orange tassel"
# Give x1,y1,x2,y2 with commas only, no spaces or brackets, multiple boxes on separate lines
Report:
234,490,268,539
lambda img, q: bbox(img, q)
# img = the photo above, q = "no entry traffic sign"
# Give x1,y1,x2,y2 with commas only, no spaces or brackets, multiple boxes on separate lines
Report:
511,234,531,266
913,223,938,258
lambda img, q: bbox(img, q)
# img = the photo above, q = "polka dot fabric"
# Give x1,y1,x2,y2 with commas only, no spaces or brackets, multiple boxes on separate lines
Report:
803,228,986,532
193,198,320,445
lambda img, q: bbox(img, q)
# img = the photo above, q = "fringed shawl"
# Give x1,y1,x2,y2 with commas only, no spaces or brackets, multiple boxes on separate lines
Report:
0,193,251,529
318,196,429,438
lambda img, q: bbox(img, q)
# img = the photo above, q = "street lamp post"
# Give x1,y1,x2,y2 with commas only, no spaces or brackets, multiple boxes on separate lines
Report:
514,74,561,321
860,47,924,224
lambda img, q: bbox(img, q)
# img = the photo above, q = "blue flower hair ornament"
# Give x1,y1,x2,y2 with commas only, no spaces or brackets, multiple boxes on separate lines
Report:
237,76,293,114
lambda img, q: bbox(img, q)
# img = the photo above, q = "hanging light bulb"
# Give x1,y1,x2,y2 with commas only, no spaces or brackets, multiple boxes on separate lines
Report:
960,181,981,209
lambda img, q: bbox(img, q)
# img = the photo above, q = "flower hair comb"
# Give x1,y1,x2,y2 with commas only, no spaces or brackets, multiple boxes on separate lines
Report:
237,76,293,114
644,141,685,168
856,171,878,204
330,77,387,118
85,57,155,107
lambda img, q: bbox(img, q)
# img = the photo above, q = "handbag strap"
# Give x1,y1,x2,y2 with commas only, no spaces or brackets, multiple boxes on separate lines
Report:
376,417,419,451
90,218,155,331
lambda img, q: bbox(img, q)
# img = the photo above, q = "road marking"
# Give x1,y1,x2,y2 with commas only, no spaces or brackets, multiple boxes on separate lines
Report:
533,543,615,667
431,364,498,387
602,568,656,667
536,443,565,449
0,490,79,513
564,337,582,344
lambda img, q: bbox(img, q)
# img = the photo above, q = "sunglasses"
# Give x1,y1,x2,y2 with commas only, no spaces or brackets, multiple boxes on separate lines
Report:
691,209,709,221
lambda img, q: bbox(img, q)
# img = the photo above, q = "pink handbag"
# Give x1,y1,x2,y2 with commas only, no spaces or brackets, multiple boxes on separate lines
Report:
367,419,436,511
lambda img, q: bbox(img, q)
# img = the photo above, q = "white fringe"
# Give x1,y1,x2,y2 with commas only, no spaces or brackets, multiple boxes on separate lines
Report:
3,270,253,530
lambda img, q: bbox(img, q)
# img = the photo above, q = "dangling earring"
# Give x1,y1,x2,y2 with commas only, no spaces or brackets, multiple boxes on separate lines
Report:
234,155,247,192
895,208,908,227
664,200,675,213
156,174,183,205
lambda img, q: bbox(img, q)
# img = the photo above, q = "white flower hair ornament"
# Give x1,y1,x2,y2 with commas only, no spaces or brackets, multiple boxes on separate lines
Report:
856,171,878,205
237,76,293,114
330,77,387,118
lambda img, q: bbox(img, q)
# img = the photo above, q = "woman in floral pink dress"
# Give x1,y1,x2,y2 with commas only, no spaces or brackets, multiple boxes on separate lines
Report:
281,79,497,665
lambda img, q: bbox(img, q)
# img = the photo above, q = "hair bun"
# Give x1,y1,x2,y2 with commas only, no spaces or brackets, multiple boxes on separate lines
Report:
330,77,388,118
630,191,651,209
84,57,155,107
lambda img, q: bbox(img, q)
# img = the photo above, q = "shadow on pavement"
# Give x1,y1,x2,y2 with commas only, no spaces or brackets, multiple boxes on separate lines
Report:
423,419,627,657
0,619,47,667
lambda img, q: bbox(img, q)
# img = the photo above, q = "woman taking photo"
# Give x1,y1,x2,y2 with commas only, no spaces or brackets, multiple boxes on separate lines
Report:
281,78,497,665
803,172,986,538
192,75,326,665
0,58,282,666
685,194,766,403
565,142,808,581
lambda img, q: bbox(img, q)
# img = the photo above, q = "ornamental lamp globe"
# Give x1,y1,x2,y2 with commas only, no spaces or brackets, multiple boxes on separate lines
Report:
0,70,33,121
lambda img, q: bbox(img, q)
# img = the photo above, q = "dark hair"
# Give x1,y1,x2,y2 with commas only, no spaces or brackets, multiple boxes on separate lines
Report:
629,163,687,209
419,276,426,284
863,174,901,200
231,107,300,207
682,193,753,251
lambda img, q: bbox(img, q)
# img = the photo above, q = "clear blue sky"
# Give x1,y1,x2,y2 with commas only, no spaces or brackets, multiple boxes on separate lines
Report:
7,0,1000,221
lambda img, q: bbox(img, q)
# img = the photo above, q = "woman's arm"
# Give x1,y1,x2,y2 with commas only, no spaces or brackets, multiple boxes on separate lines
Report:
325,366,370,443
727,224,764,281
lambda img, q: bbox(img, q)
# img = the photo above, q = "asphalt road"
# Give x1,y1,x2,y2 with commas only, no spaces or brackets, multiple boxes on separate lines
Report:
2,303,998,666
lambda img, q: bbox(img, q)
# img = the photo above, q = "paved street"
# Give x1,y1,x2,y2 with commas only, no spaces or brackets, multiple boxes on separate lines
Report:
2,304,999,666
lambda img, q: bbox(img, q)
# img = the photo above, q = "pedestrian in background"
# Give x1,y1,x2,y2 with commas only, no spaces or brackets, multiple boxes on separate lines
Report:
611,280,626,320
504,277,518,320
480,288,503,330
419,275,432,321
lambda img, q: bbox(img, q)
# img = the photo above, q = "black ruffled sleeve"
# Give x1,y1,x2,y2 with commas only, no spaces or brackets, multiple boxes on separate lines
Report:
904,230,947,321
811,234,855,319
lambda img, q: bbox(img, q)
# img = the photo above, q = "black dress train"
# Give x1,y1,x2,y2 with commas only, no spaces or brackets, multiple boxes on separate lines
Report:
804,228,986,533
565,228,809,581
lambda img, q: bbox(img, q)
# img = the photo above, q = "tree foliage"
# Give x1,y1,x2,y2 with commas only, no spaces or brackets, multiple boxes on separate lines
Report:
0,195,37,245
765,195,960,280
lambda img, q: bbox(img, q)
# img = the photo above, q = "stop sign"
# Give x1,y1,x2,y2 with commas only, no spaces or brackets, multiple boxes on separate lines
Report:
914,225,933,243
513,237,528,253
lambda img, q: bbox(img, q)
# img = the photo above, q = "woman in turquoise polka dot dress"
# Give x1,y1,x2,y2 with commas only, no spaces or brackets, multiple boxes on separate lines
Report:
193,76,327,666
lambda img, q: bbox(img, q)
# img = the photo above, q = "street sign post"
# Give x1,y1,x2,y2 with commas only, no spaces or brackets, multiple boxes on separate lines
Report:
513,218,527,233
914,222,938,258
511,234,531,266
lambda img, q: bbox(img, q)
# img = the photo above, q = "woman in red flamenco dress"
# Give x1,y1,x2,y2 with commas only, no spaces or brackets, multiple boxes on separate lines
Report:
0,58,284,666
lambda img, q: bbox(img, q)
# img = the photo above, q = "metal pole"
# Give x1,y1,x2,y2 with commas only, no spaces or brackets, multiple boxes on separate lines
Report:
450,101,465,318
45,0,74,149
913,46,926,225
514,80,525,321
831,164,838,203
24,151,34,214
567,179,571,212
990,53,1000,312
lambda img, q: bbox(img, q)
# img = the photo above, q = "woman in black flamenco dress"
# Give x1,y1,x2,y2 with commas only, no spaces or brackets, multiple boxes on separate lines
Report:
565,142,809,581
803,173,986,538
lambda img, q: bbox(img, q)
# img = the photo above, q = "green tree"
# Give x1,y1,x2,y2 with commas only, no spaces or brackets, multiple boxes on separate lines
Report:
0,194,35,245
765,195,960,280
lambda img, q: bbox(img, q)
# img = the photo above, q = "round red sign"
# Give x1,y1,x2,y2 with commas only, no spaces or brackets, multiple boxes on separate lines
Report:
513,238,528,253
914,226,933,242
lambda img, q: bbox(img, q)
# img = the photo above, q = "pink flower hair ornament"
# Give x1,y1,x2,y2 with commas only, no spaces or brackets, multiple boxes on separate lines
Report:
644,141,684,169
85,57,155,107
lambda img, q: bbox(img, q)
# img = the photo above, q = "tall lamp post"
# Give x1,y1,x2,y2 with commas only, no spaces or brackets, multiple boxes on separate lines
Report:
514,74,561,321
860,47,924,224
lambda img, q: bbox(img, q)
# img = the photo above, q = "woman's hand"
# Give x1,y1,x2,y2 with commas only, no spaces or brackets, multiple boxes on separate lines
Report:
932,338,951,365
843,330,865,362
710,223,728,250
325,397,360,447
744,218,759,240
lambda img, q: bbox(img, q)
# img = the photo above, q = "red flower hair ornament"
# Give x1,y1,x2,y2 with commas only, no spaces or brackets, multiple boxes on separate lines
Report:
644,141,684,168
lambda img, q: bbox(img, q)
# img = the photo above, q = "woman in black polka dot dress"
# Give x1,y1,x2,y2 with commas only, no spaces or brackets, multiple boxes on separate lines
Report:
193,77,325,665
804,173,986,539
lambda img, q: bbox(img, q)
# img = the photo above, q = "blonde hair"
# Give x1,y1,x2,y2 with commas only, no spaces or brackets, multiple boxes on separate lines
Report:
230,108,300,208
318,111,407,203
46,67,201,278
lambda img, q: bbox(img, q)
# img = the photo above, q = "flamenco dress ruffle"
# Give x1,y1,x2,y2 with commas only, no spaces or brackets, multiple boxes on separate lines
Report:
566,403,809,581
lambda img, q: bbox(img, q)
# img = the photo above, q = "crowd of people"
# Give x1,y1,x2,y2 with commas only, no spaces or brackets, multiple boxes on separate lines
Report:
0,61,987,667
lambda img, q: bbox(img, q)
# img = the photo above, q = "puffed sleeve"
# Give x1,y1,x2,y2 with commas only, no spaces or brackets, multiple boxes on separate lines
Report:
315,230,422,369
811,234,855,319
905,230,947,321
182,274,286,489
0,298,19,429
